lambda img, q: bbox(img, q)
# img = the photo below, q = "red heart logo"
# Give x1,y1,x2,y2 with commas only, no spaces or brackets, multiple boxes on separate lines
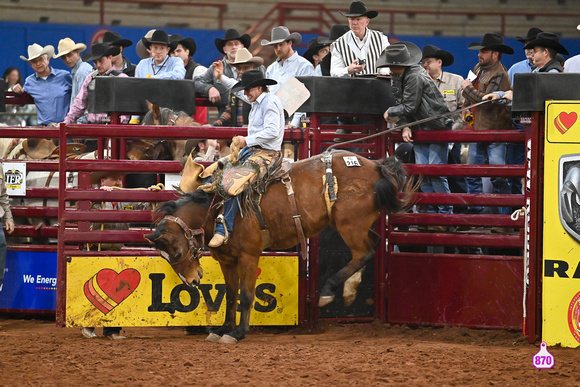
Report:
555,112,577,134
84,269,141,314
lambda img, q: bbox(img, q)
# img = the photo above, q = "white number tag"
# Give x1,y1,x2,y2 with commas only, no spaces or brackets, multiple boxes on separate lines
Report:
343,156,361,167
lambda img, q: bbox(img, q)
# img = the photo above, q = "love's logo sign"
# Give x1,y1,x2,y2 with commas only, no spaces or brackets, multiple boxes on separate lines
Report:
554,112,577,134
84,269,141,314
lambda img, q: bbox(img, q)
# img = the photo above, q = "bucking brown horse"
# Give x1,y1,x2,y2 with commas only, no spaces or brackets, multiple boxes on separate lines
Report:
145,150,414,343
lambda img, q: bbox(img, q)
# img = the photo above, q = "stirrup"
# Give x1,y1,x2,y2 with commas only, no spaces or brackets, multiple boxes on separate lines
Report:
212,214,229,244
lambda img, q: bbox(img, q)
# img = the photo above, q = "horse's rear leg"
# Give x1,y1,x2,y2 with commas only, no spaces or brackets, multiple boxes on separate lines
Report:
206,262,238,342
319,229,380,307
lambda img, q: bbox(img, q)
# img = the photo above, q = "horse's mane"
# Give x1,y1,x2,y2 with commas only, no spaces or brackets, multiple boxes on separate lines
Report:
152,190,213,222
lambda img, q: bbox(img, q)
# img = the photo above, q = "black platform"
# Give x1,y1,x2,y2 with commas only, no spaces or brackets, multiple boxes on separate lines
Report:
512,73,580,112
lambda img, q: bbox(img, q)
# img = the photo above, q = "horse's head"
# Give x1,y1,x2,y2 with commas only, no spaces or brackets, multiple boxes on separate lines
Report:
145,191,213,287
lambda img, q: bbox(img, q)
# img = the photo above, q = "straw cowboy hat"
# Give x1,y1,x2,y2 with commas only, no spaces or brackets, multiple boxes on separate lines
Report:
91,170,125,185
524,32,569,55
170,34,197,56
136,29,156,59
339,1,378,19
215,29,251,54
81,43,120,62
20,43,55,61
376,41,422,68
102,31,133,47
515,27,543,44
231,69,277,92
261,26,302,46
421,45,454,67
468,33,514,54
303,36,332,64
21,138,57,159
53,38,87,58
227,48,264,67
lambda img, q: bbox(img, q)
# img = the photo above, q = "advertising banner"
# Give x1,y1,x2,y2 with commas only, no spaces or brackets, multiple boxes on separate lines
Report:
543,101,580,347
66,255,298,327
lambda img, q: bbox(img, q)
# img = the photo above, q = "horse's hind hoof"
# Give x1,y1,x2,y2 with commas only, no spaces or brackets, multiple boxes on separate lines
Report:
318,295,335,307
217,335,238,344
205,333,222,342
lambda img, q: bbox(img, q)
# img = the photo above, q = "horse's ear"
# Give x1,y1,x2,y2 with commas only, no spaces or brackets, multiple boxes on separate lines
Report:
146,100,153,111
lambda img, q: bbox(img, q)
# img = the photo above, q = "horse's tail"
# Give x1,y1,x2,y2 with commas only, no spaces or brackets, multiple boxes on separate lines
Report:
375,156,415,213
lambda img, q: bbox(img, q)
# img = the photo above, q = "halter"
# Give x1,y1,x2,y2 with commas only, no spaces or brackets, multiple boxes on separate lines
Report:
162,215,205,266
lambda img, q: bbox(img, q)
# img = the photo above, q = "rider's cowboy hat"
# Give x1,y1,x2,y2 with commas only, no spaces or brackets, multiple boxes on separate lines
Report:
468,33,514,54
102,31,133,47
20,44,55,61
169,34,196,56
53,38,87,58
22,138,57,159
376,41,422,68
231,69,277,92
261,26,302,46
81,43,120,62
136,29,156,59
215,29,251,54
143,30,170,49
523,32,569,55
421,45,454,67
91,170,125,186
227,48,264,67
515,27,543,44
303,36,332,64
339,1,378,19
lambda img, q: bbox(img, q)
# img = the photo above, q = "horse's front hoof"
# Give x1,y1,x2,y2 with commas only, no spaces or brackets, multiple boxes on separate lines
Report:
218,334,238,344
205,333,222,342
318,295,335,307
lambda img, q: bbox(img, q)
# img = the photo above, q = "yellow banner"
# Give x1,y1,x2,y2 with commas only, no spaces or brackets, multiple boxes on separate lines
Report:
542,101,580,347
66,255,298,327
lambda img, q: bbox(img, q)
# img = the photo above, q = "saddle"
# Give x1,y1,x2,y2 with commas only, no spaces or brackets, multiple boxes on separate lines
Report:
16,138,86,159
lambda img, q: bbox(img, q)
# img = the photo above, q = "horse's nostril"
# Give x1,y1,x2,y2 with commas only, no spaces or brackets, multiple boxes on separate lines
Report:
191,279,199,287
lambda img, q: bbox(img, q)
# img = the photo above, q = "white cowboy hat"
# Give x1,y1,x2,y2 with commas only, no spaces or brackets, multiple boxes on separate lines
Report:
20,43,55,61
53,38,87,58
261,26,302,46
227,47,264,67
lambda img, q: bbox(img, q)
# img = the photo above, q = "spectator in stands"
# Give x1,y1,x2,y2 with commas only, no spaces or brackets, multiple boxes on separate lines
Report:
13,44,72,125
2,67,22,91
379,42,453,231
63,43,129,127
170,34,206,80
508,28,543,85
524,32,569,73
261,26,314,128
134,30,185,79
212,48,264,127
304,36,332,76
564,24,580,73
195,29,252,114
330,1,389,77
102,31,136,77
0,166,16,295
54,38,93,123
2,67,29,126
319,24,350,76
421,45,467,212
461,33,514,223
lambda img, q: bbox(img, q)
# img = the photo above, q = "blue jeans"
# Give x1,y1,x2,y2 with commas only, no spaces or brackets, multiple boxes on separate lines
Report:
413,141,452,214
465,142,511,215
506,141,525,195
214,147,255,237
0,223,5,288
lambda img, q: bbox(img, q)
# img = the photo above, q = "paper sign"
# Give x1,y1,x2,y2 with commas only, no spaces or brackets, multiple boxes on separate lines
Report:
274,78,311,116
467,70,477,82
2,162,26,196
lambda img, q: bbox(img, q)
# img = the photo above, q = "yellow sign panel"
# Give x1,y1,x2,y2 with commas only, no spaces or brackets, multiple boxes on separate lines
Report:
543,101,580,347
66,255,298,327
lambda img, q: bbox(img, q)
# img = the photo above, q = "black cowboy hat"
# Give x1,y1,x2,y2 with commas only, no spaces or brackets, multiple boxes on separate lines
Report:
376,41,422,68
215,29,251,55
231,69,277,93
170,34,196,56
143,30,170,49
523,32,569,55
468,33,514,54
421,45,454,67
329,24,350,41
515,27,543,44
339,1,378,19
303,36,332,64
81,43,120,62
102,31,133,48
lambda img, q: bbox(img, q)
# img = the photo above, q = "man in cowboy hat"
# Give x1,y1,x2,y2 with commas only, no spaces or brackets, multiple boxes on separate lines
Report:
318,24,350,76
212,48,264,127
134,30,185,79
461,33,514,219
564,24,580,73
304,36,332,75
170,34,206,80
195,29,256,113
330,1,389,77
378,42,453,227
261,26,314,127
53,38,93,112
13,44,72,125
207,70,284,248
63,43,129,127
508,27,543,84
102,31,136,77
524,32,569,73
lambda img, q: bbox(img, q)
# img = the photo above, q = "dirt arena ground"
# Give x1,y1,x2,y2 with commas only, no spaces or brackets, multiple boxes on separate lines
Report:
1,317,578,386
